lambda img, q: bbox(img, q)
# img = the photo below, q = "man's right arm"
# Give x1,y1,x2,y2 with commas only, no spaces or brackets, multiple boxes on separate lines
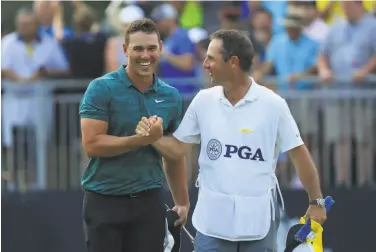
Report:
317,54,330,72
81,118,151,157
80,80,154,158
152,135,193,161
317,27,333,75
2,70,23,82
1,36,23,82
252,38,276,83
1,39,23,82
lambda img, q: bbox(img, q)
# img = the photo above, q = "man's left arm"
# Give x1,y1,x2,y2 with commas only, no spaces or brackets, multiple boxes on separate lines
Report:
354,55,376,79
291,42,319,82
289,145,322,201
354,26,376,80
162,35,194,72
277,99,326,224
162,53,193,72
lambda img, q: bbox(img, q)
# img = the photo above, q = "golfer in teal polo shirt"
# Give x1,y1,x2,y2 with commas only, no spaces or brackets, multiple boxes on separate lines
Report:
79,19,189,252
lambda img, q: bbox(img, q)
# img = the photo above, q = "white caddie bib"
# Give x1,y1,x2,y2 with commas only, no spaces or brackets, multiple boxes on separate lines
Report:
173,80,303,242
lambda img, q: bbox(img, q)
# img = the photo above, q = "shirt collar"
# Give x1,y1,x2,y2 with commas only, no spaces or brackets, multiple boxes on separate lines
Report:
218,77,260,105
288,33,305,45
243,78,261,102
117,65,160,91
17,34,42,43
39,25,53,35
346,13,372,27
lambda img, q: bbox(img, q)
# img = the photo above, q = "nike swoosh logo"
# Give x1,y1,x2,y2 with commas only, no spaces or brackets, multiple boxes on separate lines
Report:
155,100,164,103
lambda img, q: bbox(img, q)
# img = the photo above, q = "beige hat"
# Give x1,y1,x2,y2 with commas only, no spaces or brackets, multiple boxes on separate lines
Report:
280,7,305,28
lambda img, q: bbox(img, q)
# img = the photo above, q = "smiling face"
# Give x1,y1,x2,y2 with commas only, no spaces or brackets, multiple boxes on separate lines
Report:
203,38,232,85
123,31,162,78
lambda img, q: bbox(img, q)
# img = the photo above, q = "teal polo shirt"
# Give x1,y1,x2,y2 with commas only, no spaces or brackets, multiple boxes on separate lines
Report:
79,66,183,195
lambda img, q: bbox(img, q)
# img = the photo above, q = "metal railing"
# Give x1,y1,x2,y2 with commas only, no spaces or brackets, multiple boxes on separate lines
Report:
1,77,376,192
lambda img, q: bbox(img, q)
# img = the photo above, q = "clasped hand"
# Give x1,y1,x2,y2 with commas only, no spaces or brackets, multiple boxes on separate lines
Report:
135,116,163,143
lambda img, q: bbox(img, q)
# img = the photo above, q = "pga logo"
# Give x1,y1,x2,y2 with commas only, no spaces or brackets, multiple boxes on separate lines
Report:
206,139,265,161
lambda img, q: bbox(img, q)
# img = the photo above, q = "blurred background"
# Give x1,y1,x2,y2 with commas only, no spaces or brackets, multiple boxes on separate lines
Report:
1,1,376,252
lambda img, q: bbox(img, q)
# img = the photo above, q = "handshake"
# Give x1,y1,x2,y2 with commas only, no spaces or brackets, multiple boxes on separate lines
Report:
135,115,164,144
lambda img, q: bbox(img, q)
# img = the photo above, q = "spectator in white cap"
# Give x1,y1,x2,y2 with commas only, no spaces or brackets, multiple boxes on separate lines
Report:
188,27,211,87
151,3,198,104
105,4,145,72
188,27,209,45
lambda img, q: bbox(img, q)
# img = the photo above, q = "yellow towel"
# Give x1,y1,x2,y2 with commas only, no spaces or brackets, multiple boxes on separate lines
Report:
299,217,324,252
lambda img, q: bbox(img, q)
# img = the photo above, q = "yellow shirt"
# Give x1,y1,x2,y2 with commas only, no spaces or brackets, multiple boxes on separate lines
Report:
316,0,375,24
180,1,203,29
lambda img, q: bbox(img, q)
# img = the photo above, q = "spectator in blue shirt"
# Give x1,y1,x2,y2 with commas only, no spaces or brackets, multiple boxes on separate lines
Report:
250,0,289,35
254,7,319,91
318,1,376,188
250,7,273,71
33,1,74,41
151,3,198,99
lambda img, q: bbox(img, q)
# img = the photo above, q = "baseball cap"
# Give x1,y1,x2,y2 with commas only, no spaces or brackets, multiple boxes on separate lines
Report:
151,3,178,21
284,224,315,252
188,27,209,44
118,5,145,24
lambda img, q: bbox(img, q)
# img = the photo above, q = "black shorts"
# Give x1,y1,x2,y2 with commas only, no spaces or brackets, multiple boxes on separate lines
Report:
83,188,166,252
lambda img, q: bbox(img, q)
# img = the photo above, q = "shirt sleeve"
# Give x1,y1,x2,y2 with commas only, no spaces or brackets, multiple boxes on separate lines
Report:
265,38,277,64
165,90,183,134
1,37,13,70
46,39,69,70
172,92,201,144
79,80,111,122
320,26,334,57
371,23,376,53
276,99,304,153
177,34,195,55
308,41,319,67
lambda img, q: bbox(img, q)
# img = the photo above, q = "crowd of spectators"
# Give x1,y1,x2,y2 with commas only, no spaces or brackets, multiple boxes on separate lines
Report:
1,0,376,189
